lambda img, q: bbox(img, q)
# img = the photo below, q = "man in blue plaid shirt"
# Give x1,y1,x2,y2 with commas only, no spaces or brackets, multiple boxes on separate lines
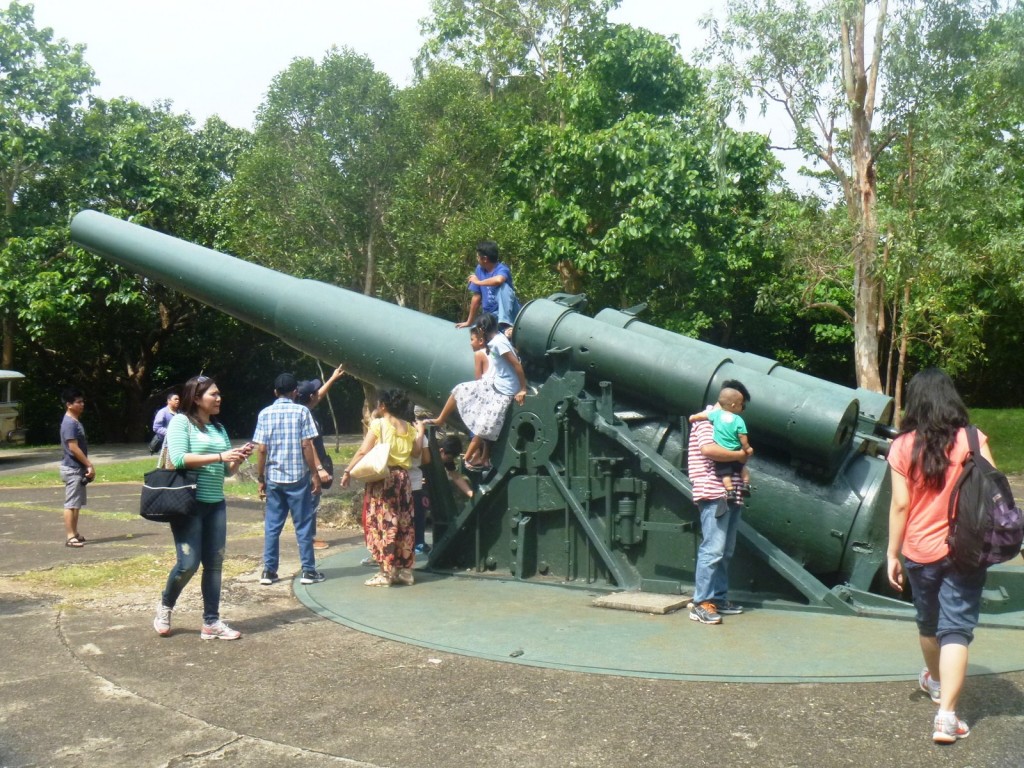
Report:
254,373,325,586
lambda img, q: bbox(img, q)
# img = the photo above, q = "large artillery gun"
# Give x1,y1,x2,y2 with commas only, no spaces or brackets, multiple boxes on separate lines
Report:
71,210,1024,624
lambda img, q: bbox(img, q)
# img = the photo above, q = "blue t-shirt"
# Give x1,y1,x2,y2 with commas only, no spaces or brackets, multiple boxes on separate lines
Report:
707,408,747,451
469,262,514,314
60,415,88,470
488,333,521,396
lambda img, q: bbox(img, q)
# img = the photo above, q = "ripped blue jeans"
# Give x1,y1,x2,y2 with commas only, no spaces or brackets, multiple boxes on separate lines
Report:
161,499,227,624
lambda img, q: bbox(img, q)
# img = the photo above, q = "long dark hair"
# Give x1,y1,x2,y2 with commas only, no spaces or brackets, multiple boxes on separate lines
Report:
180,375,223,429
899,368,969,490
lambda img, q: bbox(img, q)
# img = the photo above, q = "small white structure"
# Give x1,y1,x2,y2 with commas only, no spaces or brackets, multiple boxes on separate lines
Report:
0,370,26,443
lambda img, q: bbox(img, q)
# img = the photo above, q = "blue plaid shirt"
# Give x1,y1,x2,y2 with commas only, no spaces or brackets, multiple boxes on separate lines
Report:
252,398,318,484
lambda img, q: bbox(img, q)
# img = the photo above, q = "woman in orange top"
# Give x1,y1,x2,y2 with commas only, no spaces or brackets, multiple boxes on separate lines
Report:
886,368,995,744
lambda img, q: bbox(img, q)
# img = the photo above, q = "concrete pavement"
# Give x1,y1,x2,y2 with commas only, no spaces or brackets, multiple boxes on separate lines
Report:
1,453,1023,767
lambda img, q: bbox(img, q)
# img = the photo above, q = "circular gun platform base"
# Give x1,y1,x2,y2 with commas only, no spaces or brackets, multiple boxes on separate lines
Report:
295,547,1024,683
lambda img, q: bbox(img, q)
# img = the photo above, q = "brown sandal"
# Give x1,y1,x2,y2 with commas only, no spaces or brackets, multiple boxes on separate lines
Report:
65,536,84,548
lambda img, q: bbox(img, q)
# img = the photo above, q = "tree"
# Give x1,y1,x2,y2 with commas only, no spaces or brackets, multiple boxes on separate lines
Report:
506,24,779,340
706,0,890,391
10,100,249,441
381,65,544,318
419,0,618,100
223,48,398,295
0,1,94,367
877,1,1024,407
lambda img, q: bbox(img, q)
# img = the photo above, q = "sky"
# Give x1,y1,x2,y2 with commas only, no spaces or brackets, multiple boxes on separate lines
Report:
23,0,802,183
26,0,720,129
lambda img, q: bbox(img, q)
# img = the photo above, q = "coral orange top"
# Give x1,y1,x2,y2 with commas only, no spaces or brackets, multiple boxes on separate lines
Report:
887,427,987,564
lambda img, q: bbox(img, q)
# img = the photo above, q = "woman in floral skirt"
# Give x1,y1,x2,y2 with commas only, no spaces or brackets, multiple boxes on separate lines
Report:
340,389,416,586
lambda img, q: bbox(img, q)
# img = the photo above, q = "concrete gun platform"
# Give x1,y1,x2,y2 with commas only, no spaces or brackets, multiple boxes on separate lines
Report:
297,548,1024,683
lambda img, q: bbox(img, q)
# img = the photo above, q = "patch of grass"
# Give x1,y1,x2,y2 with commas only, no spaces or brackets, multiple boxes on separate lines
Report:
12,553,255,602
968,409,1024,475
0,447,360,494
0,458,159,488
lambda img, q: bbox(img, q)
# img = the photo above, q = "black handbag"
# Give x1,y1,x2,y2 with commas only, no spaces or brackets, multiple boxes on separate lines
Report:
140,446,198,522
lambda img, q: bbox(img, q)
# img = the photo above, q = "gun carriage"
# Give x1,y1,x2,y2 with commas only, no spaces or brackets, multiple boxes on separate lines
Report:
71,210,1024,623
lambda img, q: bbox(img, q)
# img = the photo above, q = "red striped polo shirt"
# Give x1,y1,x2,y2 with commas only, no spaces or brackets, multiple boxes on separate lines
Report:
687,417,727,502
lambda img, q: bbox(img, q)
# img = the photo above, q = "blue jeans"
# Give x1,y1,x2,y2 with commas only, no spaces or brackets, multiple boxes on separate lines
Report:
263,477,315,573
693,498,742,605
494,281,521,328
905,557,985,646
162,500,227,624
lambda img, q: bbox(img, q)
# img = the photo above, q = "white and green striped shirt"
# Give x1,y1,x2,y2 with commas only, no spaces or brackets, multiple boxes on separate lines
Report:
165,413,231,503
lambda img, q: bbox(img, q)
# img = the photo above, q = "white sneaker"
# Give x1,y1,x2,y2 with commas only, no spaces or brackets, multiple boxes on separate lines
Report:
200,620,241,641
933,713,969,743
918,667,941,704
153,604,172,637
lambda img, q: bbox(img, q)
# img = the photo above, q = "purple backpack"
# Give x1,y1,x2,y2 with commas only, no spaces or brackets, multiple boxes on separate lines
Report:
946,426,1024,571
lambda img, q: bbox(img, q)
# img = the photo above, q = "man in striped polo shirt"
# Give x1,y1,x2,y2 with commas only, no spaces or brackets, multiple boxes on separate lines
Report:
686,379,752,625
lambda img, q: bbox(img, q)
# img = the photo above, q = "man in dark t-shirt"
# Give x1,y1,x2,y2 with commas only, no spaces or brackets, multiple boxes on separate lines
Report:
60,387,94,548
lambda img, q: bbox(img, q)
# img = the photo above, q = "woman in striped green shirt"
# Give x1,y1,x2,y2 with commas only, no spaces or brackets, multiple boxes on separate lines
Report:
153,375,251,641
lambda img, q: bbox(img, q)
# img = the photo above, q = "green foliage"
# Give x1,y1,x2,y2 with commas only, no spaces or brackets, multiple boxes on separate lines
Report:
419,0,619,92
0,0,95,234
965,409,1024,475
381,65,553,318
558,23,705,131
8,96,253,443
506,24,779,339
874,1,1024,395
223,48,397,292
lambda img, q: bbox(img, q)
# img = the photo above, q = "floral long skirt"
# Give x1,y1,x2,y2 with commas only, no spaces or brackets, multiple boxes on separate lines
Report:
363,468,414,573
452,379,513,441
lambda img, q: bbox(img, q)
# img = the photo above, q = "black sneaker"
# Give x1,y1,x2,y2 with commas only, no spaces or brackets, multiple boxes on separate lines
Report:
301,570,326,585
259,569,279,585
715,601,744,615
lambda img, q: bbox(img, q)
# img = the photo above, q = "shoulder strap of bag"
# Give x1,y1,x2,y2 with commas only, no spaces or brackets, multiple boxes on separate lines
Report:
158,418,199,470
966,425,981,457
157,442,173,470
947,426,978,528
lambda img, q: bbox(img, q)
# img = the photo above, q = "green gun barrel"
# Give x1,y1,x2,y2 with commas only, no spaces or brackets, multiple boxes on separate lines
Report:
593,307,895,432
70,210,473,407
515,297,860,474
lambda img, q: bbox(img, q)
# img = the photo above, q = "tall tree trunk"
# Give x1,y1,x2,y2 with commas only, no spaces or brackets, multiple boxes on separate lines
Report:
1,315,13,369
841,0,886,393
893,282,911,428
363,221,376,297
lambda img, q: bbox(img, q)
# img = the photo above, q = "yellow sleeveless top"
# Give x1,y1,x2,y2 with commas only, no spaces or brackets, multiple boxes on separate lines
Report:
369,417,413,468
